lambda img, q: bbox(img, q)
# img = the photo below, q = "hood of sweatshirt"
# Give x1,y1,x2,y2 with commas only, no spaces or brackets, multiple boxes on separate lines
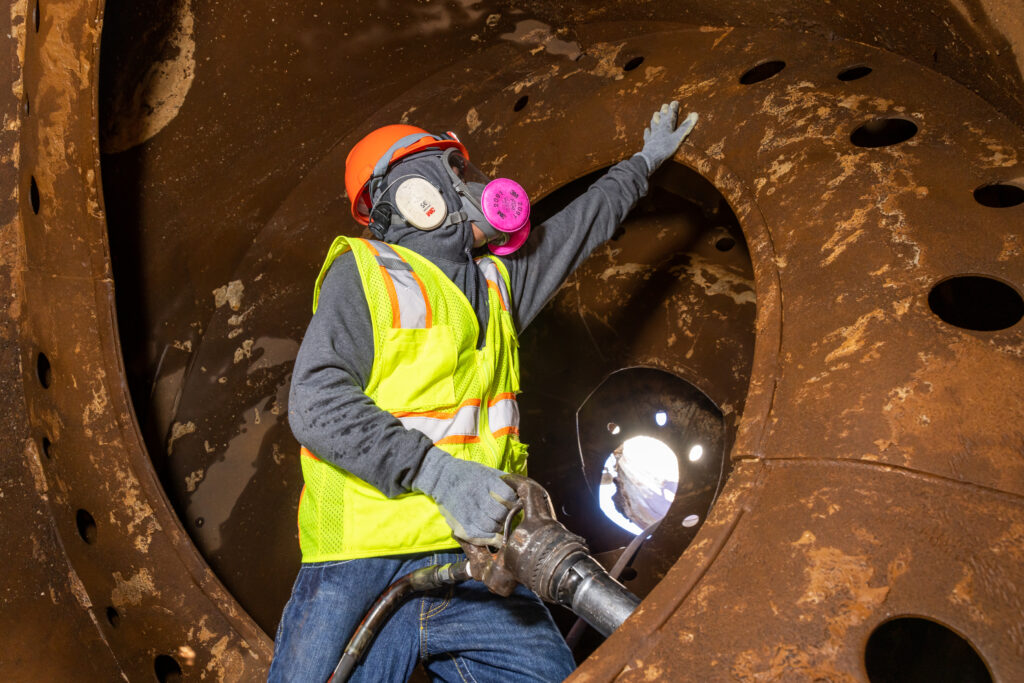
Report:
376,150,491,344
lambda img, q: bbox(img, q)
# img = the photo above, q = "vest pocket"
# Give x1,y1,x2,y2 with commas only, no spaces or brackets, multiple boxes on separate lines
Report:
375,325,457,410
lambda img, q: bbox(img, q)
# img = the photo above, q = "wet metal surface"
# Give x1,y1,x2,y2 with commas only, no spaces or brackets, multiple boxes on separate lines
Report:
3,0,1024,680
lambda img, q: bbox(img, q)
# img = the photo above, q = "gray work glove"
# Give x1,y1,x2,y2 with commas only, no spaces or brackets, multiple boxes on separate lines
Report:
636,101,699,175
412,448,517,547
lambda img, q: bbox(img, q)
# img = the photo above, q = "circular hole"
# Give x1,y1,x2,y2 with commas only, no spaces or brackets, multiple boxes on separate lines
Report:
739,60,786,85
928,275,1024,331
513,95,528,112
618,566,638,581
41,436,51,459
36,352,51,388
687,444,703,462
682,514,700,527
865,617,991,683
973,182,1024,208
599,436,678,534
105,606,120,628
837,65,873,81
654,410,667,427
715,236,736,252
623,56,644,72
33,0,39,32
154,654,183,683
29,175,40,214
75,509,97,544
195,517,205,528
850,118,918,148
606,422,620,435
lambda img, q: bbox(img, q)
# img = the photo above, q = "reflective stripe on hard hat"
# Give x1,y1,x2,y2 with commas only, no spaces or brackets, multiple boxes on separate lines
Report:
367,241,432,329
487,393,520,438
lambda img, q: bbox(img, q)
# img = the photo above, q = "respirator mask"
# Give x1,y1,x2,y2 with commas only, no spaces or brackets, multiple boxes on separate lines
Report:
376,148,532,256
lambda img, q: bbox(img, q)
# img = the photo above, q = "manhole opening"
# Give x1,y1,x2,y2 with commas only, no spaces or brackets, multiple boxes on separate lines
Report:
928,275,1024,331
576,368,729,556
865,617,991,683
513,94,528,112
599,435,678,534
973,182,1024,208
850,117,918,148
838,65,872,81
740,60,786,84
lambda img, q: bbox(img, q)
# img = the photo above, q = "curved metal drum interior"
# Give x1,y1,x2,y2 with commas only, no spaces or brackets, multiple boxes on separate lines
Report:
3,0,1023,680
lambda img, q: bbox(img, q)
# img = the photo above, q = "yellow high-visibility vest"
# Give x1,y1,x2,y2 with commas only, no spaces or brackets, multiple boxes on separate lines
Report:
297,237,526,561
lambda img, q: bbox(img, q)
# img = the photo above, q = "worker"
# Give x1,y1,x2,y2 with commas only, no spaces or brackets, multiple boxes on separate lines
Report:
268,101,698,682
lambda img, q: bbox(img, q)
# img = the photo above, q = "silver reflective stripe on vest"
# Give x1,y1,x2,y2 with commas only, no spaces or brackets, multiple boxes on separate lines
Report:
397,402,481,444
476,257,511,311
374,241,429,328
487,395,520,436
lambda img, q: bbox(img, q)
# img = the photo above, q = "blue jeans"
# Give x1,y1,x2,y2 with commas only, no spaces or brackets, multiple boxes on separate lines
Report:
268,551,576,682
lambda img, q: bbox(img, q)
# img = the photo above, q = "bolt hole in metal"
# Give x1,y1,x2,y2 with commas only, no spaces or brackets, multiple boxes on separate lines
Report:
973,182,1024,208
715,236,736,252
154,654,183,683
36,351,51,388
623,56,644,72
29,175,40,214
105,606,121,628
33,0,39,32
864,617,992,683
739,59,786,84
513,94,528,112
41,436,51,459
928,275,1024,331
850,117,918,148
837,65,873,81
76,509,97,544
22,91,29,117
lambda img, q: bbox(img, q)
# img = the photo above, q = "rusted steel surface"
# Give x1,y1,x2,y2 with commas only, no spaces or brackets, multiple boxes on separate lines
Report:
3,0,1023,680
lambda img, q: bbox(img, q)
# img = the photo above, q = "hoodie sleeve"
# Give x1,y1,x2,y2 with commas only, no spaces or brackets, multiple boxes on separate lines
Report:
499,154,650,332
288,251,440,497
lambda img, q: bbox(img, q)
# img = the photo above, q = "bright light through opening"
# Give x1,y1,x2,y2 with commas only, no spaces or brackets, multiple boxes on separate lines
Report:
655,410,667,426
688,444,703,462
599,436,679,534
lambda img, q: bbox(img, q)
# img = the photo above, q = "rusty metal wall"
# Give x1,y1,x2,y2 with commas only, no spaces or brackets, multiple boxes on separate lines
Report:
2,0,1022,680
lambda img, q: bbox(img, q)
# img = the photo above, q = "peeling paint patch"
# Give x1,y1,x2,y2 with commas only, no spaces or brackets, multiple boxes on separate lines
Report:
111,568,155,608
465,107,481,134
167,420,196,455
234,338,255,363
823,309,885,364
213,280,244,311
500,19,580,60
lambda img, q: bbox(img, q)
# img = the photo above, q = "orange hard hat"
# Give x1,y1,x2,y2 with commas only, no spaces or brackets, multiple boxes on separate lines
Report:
344,124,469,225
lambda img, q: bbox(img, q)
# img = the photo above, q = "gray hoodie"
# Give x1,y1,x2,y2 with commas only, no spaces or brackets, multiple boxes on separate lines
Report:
288,152,650,497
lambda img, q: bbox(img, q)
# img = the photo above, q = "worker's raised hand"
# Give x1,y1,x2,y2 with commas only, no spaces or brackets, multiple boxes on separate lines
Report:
412,448,517,547
637,101,698,175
